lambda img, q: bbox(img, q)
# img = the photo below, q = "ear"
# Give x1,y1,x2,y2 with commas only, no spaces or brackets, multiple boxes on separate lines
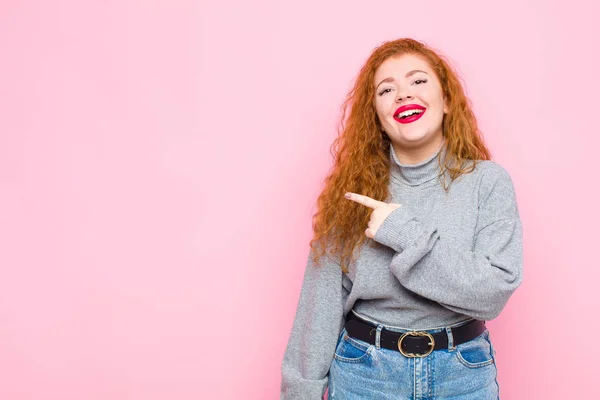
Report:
443,96,449,114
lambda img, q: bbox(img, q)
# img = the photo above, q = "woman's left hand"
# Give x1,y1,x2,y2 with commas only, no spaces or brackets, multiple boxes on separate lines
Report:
344,192,402,239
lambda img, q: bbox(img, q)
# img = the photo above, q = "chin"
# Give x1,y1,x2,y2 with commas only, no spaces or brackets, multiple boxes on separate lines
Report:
399,132,430,143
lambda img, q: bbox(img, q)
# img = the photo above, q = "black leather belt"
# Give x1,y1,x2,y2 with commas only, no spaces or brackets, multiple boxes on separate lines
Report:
344,312,487,358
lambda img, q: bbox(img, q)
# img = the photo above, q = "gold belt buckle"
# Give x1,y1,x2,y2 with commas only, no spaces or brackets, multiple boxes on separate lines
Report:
397,331,435,358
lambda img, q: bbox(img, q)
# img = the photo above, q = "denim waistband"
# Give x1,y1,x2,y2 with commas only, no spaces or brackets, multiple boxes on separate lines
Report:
347,309,479,334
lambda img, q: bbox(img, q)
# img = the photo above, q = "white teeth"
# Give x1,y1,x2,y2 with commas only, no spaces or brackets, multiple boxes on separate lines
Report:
397,109,424,118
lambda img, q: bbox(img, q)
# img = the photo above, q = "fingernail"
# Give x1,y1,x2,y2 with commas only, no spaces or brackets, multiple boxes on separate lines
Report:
344,193,351,199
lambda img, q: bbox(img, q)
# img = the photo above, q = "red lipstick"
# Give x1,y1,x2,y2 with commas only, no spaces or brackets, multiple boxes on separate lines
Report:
394,104,426,124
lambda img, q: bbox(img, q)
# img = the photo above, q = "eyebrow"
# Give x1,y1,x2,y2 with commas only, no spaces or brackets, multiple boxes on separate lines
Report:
375,70,429,89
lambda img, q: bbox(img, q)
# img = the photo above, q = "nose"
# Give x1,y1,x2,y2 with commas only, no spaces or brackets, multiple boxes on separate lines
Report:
396,92,414,102
396,88,414,102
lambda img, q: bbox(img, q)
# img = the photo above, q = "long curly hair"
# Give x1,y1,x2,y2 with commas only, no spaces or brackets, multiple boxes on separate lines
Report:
309,38,492,274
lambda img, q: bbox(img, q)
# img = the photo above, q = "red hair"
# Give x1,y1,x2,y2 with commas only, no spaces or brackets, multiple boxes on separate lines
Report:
309,38,492,273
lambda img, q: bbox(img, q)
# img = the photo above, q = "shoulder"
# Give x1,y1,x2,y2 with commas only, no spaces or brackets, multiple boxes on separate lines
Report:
470,160,518,205
449,159,514,188
472,160,514,184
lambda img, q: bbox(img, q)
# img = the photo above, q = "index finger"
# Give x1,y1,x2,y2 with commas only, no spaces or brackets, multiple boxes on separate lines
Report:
344,192,384,209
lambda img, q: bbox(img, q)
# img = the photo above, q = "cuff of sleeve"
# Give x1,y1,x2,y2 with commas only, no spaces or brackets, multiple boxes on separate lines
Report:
372,204,427,253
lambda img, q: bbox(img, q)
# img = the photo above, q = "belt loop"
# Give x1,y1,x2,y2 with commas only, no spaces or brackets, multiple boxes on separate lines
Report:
375,325,384,349
445,326,455,351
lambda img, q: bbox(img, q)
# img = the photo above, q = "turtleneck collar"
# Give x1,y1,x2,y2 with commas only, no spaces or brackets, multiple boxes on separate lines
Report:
389,138,448,187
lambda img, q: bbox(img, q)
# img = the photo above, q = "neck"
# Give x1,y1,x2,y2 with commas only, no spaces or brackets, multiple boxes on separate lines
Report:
391,135,445,165
389,138,448,186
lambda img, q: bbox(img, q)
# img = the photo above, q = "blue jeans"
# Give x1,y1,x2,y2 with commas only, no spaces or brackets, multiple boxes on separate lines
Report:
328,317,500,399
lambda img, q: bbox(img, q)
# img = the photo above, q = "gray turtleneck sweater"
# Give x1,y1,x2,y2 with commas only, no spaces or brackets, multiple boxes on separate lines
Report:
280,140,523,399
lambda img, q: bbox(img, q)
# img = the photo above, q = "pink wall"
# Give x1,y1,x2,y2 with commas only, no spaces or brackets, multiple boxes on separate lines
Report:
1,0,598,398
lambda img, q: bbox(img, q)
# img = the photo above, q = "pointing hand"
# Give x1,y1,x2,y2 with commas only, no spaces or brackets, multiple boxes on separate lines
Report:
344,192,401,239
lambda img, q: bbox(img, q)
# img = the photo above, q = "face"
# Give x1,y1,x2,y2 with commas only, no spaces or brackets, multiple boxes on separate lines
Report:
373,53,448,147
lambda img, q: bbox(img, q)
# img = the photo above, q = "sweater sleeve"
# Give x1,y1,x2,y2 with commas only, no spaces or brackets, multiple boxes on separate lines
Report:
372,165,523,321
280,247,348,400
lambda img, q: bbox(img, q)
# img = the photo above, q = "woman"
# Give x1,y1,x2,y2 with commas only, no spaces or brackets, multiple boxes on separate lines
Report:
280,38,523,399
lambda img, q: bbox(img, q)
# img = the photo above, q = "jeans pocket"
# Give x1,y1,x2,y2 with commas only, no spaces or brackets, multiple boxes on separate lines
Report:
333,328,373,364
454,329,495,368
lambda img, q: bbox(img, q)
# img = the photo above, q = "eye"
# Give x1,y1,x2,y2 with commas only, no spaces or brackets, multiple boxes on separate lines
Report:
378,79,428,96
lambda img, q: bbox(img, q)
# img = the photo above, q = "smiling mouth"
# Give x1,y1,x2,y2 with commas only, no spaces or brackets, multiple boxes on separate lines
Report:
393,108,426,124
395,109,424,119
